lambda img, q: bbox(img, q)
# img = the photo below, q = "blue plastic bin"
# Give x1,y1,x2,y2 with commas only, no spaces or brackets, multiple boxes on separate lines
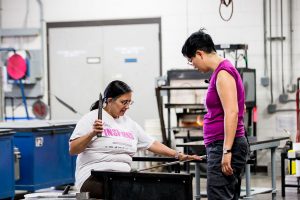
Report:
0,129,14,199
0,120,77,191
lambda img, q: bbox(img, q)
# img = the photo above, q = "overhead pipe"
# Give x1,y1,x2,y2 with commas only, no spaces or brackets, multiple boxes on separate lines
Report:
278,0,290,104
269,0,274,104
36,0,44,65
288,0,295,92
280,0,285,94
36,0,44,76
36,0,47,118
263,0,268,78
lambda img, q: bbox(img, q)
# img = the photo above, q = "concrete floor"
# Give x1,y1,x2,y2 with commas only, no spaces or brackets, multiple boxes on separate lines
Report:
197,173,300,200
14,173,300,200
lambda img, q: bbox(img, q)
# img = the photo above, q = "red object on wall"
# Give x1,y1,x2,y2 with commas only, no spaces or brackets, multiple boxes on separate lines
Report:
6,54,27,80
252,106,257,123
32,100,48,119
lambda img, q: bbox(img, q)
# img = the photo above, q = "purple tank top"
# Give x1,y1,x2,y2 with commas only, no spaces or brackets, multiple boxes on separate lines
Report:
203,59,245,146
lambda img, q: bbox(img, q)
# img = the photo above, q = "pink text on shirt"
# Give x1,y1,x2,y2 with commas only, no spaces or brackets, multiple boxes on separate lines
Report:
103,128,134,140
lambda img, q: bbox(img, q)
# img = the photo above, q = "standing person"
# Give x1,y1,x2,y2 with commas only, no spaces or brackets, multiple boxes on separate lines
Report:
182,29,249,200
69,80,201,199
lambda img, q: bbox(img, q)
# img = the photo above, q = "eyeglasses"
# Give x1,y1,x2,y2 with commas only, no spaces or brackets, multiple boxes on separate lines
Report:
187,57,193,66
119,100,134,106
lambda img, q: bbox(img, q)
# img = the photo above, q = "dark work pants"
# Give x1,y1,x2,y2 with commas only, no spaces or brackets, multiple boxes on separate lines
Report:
206,136,249,200
80,175,104,199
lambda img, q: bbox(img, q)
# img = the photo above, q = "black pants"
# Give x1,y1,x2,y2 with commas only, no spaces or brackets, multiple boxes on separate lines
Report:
80,175,104,199
206,136,249,200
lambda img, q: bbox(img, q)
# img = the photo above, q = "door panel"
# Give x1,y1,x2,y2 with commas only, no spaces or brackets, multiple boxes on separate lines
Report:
49,27,104,119
48,22,160,127
102,24,160,126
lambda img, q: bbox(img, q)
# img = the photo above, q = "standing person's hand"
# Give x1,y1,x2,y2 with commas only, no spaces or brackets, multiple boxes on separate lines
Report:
92,119,103,137
221,153,233,176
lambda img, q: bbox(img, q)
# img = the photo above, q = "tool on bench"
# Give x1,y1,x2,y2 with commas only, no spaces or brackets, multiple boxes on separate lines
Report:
131,155,207,173
62,185,71,195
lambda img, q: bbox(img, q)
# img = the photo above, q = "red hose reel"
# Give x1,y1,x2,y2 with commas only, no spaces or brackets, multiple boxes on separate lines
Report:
6,53,27,80
6,53,30,119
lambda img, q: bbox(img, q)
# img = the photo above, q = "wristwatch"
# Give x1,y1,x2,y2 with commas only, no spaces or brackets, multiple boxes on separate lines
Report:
223,148,232,154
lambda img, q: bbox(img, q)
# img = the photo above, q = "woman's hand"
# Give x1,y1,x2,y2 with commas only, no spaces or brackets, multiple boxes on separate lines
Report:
69,119,104,155
221,153,233,176
147,141,204,161
178,153,203,161
91,119,103,137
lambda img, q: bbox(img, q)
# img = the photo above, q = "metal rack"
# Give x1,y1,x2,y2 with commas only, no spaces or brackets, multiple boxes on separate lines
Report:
155,69,210,147
215,44,248,68
156,86,207,146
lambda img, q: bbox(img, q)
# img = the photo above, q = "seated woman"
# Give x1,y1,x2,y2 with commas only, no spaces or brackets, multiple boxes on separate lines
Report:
69,80,201,198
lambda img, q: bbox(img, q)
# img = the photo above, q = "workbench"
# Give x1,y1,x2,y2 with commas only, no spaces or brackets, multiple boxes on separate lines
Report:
91,170,193,200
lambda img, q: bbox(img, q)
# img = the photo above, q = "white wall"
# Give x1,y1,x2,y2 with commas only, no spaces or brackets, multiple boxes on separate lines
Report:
1,0,300,165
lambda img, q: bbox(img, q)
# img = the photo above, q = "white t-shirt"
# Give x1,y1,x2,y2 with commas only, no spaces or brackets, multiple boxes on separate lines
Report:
70,109,155,190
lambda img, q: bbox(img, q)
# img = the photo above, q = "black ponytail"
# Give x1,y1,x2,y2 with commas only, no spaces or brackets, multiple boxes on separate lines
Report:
90,80,132,111
90,100,100,111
